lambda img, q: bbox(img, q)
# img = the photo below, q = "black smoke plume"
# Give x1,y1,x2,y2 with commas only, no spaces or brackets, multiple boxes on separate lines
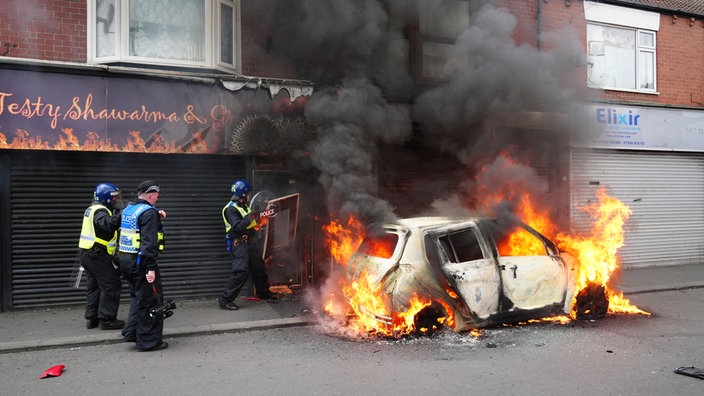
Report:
280,0,585,225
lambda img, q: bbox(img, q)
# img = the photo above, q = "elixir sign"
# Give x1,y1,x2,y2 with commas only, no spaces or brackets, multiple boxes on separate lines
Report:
572,103,704,152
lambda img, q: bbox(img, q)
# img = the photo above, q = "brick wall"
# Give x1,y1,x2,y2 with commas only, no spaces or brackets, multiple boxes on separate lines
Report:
0,0,702,107
504,0,704,109
647,14,704,107
240,0,299,79
0,0,86,63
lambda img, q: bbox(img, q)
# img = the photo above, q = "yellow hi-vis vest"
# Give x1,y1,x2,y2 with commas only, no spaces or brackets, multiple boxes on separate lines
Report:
78,204,117,254
222,201,257,233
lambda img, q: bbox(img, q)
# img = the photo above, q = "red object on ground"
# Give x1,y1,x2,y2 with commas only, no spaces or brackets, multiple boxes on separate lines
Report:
40,364,65,379
245,297,261,301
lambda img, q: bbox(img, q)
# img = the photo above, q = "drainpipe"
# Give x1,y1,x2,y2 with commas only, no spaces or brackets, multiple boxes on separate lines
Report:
536,0,542,50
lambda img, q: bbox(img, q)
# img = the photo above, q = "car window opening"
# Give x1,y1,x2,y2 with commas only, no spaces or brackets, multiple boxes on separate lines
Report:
358,233,398,259
496,226,548,256
439,229,484,263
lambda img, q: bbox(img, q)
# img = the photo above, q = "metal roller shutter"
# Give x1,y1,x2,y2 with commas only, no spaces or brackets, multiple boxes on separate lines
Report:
8,150,246,309
571,149,704,268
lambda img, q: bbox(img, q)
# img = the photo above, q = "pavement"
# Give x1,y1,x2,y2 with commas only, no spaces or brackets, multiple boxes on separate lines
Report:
1,263,703,354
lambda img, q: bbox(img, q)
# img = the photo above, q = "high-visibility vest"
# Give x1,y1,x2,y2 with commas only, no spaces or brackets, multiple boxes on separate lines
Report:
78,204,117,254
222,201,257,233
119,203,165,254
222,201,257,252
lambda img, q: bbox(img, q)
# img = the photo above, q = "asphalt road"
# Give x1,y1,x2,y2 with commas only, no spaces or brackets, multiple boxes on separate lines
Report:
1,289,703,395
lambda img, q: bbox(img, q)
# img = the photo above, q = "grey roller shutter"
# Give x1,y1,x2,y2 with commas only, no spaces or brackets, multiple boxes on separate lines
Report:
571,149,704,268
7,150,245,309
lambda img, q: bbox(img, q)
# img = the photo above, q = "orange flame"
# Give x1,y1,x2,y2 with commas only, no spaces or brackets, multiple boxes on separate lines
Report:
0,128,206,153
487,157,650,318
322,215,450,337
322,216,365,265
322,153,649,338
555,189,650,316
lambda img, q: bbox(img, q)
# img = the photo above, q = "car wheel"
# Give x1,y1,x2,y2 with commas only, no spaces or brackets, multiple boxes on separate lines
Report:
575,282,608,320
413,301,448,336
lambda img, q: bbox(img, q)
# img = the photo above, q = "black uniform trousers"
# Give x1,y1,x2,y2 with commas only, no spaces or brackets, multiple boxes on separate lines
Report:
119,254,164,350
82,247,122,321
220,242,271,304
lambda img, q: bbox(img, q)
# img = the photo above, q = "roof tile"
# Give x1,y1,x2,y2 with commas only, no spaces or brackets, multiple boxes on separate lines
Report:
604,0,704,16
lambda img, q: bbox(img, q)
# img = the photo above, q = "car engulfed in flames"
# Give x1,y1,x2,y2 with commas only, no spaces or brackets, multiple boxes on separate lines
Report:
343,216,577,334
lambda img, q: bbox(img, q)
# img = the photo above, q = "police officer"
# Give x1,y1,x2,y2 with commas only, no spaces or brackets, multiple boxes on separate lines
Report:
119,180,168,352
79,183,124,330
218,179,276,310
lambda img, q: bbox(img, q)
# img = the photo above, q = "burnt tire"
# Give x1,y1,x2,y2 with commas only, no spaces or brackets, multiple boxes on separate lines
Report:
413,302,448,336
575,282,609,320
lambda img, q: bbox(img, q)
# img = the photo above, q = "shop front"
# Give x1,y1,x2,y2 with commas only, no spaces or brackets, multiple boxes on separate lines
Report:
571,102,704,268
0,64,315,310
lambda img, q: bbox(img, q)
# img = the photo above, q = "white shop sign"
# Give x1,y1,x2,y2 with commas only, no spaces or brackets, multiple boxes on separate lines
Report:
572,103,704,152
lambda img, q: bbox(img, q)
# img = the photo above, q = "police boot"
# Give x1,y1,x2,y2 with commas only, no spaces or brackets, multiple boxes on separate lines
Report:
99,319,125,330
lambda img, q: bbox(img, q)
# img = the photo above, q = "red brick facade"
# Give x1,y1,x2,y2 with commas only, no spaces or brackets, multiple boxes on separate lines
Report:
502,0,704,108
0,0,702,107
0,0,86,62
239,0,298,79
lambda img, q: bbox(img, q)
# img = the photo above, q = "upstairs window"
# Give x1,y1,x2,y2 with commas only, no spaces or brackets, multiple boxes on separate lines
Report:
388,0,470,81
416,0,469,81
584,1,659,93
90,0,240,73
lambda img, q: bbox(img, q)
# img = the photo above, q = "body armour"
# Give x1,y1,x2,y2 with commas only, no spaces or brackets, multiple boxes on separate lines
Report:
222,201,257,251
119,203,165,254
222,201,257,233
78,204,117,254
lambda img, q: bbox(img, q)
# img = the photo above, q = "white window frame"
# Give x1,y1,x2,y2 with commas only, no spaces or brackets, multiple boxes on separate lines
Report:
88,0,241,74
584,1,659,94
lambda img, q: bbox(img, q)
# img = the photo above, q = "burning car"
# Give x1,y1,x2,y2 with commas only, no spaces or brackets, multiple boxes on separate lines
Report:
345,216,577,334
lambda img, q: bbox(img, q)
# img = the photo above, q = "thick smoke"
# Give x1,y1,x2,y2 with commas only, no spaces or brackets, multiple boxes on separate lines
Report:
281,0,584,225
305,78,410,228
413,3,584,219
281,0,414,228
415,4,582,161
278,0,585,336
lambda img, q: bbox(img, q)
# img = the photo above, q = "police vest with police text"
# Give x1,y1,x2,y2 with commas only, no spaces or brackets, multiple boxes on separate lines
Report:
78,204,117,254
119,203,165,254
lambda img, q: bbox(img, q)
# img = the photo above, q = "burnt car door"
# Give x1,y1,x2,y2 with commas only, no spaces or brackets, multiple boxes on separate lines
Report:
430,223,502,322
480,221,569,313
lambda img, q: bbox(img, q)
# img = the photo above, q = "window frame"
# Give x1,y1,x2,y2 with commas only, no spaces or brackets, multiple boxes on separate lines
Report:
583,0,659,94
391,0,470,83
437,227,485,264
586,22,657,93
88,0,241,73
637,30,656,91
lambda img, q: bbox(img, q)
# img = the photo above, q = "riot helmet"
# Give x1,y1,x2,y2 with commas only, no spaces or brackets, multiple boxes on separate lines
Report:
93,183,121,206
231,179,251,200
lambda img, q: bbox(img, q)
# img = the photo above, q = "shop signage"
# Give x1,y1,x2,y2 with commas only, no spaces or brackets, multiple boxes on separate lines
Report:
572,102,704,152
0,68,308,154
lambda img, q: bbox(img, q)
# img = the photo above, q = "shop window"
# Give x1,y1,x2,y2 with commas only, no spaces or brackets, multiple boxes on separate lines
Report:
584,1,658,93
90,0,240,73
